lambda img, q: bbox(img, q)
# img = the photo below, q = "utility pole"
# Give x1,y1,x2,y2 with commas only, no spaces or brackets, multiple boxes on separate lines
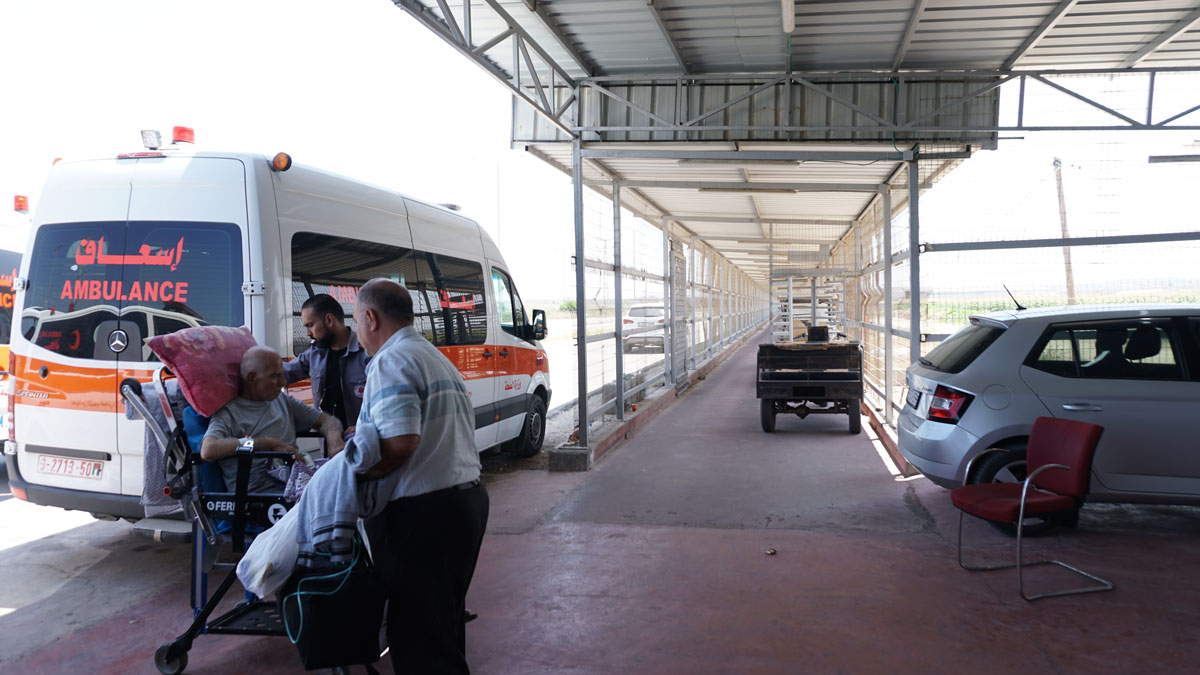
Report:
1053,157,1077,305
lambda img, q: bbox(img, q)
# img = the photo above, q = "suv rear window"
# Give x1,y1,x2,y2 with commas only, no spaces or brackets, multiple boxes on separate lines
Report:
920,323,1004,374
22,221,243,361
630,307,664,317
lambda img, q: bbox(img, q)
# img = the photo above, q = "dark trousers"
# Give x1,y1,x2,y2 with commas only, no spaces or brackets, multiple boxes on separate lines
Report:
364,482,489,674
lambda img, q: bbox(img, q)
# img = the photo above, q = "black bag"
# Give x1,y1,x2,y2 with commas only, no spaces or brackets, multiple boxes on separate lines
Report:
279,539,387,670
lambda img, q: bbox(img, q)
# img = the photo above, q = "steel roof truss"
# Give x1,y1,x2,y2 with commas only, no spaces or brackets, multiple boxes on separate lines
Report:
1120,5,1200,69
684,77,785,127
394,0,578,136
901,74,1015,128
1028,74,1140,127
647,0,688,74
521,0,598,77
891,0,928,72
584,179,885,193
1002,0,1079,71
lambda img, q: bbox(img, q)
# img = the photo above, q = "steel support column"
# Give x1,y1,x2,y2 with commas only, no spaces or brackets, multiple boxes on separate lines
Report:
613,181,624,421
883,190,894,427
908,159,921,366
663,218,672,384
573,138,588,446
689,237,697,369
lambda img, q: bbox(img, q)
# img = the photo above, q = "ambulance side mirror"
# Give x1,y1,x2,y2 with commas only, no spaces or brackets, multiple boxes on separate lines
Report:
529,309,547,341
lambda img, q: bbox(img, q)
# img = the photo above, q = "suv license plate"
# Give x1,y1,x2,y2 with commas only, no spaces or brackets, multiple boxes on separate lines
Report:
905,388,921,409
37,455,103,480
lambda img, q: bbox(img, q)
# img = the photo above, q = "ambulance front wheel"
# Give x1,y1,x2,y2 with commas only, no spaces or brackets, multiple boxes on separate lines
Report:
511,395,547,458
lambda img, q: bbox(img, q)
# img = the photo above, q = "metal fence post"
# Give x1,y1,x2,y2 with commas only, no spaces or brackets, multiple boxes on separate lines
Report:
573,138,588,446
908,159,921,367
613,181,624,421
883,189,893,427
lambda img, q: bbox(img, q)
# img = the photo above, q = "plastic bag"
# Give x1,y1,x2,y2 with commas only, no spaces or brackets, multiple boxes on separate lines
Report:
237,504,300,599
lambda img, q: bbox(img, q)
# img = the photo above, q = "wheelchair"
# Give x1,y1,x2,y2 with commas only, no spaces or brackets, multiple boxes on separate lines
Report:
121,367,311,675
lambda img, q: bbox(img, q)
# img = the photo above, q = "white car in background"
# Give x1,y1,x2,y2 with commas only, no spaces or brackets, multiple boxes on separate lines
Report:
899,304,1200,527
622,303,666,353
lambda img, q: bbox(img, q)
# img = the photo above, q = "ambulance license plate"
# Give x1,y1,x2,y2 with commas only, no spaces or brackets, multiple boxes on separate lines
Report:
37,455,103,480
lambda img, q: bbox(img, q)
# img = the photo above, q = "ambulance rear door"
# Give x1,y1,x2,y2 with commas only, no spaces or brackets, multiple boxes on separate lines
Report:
15,161,136,499
113,156,250,494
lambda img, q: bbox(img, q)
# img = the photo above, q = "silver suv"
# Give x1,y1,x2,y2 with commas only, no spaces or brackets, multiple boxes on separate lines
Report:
899,304,1200,507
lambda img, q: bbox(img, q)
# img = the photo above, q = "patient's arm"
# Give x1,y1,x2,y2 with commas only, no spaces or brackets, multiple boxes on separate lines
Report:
315,413,346,456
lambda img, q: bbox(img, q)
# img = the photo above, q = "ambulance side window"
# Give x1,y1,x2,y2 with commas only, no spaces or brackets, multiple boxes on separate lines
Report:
491,268,526,337
420,252,488,346
290,232,419,355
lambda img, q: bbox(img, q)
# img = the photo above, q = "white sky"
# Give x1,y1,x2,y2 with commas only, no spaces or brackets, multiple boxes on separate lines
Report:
2,1,1198,308
0,0,577,301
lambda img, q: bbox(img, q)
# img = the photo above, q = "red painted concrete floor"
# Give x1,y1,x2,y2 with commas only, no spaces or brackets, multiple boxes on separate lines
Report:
4,329,1200,673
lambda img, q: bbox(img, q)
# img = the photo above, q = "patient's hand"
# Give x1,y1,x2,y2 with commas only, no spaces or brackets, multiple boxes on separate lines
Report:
255,436,297,455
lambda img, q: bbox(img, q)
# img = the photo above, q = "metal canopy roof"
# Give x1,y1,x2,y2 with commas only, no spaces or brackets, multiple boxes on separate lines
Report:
403,0,1200,78
395,0,1200,283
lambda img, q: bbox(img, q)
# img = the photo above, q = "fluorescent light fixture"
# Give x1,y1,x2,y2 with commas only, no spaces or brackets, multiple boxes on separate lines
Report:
782,0,795,33
697,187,797,194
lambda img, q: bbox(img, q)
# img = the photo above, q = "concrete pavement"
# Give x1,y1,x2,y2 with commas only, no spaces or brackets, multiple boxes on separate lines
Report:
3,329,1200,673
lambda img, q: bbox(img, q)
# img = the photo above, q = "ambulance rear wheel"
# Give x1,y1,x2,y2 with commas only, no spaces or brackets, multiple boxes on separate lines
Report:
155,643,188,675
511,395,546,458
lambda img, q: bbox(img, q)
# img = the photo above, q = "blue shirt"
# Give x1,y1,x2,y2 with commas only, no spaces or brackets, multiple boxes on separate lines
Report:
284,328,370,428
358,325,480,498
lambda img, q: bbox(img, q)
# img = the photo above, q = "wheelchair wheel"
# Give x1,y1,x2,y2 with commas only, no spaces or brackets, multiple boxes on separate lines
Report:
155,642,189,675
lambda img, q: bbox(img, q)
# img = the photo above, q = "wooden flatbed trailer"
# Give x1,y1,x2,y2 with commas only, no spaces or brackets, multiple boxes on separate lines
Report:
756,341,863,434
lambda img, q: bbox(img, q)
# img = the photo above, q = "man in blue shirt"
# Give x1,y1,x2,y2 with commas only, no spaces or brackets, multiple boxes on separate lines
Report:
284,293,370,433
355,279,488,674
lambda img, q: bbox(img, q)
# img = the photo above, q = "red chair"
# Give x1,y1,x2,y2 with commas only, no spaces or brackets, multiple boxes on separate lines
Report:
951,417,1113,601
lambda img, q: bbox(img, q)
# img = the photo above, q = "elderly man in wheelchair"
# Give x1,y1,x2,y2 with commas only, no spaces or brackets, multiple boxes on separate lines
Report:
200,345,345,494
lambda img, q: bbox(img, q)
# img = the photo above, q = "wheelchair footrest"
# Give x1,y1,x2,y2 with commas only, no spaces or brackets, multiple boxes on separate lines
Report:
207,600,287,636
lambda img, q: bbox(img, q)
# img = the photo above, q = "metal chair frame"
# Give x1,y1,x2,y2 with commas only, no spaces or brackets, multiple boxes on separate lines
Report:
956,450,1114,602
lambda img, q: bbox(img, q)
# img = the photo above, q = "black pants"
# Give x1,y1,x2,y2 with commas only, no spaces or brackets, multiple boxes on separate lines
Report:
364,482,489,674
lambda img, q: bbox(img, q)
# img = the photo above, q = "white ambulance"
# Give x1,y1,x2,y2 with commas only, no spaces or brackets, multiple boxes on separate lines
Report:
4,128,550,521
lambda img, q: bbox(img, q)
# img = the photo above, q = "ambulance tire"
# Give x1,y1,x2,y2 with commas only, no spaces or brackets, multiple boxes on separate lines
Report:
511,395,547,458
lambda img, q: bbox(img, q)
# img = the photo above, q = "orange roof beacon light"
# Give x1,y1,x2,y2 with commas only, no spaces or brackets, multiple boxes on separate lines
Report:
140,129,162,150
14,195,29,213
172,126,195,144
271,152,293,172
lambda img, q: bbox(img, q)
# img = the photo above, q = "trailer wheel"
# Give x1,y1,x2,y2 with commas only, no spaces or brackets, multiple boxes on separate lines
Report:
848,402,861,434
760,399,776,433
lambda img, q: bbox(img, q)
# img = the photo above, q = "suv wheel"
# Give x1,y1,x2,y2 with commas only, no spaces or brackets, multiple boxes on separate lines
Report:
971,448,1068,536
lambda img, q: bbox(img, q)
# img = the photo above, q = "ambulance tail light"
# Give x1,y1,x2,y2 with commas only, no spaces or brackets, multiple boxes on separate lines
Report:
14,195,28,213
172,126,195,144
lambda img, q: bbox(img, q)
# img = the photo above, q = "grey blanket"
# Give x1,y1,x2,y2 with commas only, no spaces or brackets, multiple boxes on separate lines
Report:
294,421,400,566
123,379,185,518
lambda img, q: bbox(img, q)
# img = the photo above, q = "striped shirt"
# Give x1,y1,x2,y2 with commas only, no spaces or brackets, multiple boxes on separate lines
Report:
359,324,480,499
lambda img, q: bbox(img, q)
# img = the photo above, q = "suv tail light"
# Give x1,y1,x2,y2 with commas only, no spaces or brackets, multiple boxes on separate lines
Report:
623,319,634,325
928,384,973,424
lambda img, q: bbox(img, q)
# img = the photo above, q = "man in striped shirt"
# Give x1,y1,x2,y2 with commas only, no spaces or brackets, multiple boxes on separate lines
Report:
354,278,488,674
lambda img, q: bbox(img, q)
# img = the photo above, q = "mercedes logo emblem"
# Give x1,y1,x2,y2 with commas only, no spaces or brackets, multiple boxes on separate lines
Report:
108,329,128,353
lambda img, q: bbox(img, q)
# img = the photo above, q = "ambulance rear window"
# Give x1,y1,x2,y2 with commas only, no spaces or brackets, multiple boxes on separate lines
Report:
22,221,243,360
0,249,21,345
